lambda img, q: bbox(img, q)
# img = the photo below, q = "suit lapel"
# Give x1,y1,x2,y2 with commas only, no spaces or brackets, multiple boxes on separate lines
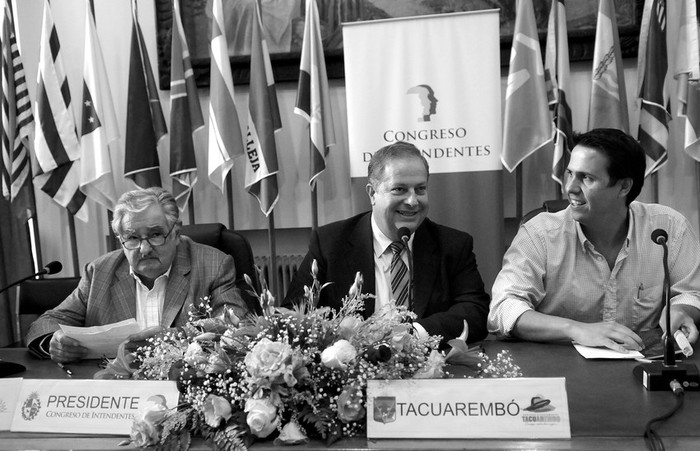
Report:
412,220,438,318
342,214,375,317
347,213,376,294
162,241,191,327
108,257,137,321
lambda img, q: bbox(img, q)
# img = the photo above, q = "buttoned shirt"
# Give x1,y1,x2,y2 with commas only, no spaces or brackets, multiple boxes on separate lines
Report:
371,214,414,311
488,202,700,337
131,266,171,329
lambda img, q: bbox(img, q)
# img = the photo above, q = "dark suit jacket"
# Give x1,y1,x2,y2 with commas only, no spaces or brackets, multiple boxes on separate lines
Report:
283,213,490,343
26,237,247,349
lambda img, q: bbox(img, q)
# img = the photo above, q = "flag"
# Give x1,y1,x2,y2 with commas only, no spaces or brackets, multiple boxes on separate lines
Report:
544,0,573,187
169,0,203,211
294,0,336,187
685,81,700,161
79,0,117,210
501,0,552,172
674,0,700,161
674,0,699,117
244,1,282,216
124,0,165,189
588,0,629,132
207,0,243,193
33,0,86,222
637,0,671,176
0,0,35,223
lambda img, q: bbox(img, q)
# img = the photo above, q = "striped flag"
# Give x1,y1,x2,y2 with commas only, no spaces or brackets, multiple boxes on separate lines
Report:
674,0,700,161
32,0,86,222
684,81,700,161
244,1,282,216
294,0,336,187
544,0,572,188
637,0,671,176
674,0,699,117
501,0,552,172
1,0,35,223
169,0,203,211
79,0,117,210
588,0,629,132
207,0,243,193
124,0,165,189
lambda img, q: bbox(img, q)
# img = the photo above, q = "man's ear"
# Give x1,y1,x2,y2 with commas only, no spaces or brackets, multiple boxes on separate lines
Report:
619,178,633,198
366,183,376,206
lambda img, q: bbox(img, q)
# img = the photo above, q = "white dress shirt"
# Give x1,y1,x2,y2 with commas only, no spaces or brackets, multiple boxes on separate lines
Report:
131,267,171,329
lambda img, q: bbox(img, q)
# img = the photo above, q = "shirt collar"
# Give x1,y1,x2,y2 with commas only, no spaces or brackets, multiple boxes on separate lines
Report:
574,208,633,252
130,265,173,287
370,213,415,257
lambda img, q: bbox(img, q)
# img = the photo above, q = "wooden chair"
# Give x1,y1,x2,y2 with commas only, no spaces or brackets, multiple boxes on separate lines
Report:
519,199,570,226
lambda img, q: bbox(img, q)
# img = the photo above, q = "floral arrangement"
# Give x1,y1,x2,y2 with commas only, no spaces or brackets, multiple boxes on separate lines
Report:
98,263,521,450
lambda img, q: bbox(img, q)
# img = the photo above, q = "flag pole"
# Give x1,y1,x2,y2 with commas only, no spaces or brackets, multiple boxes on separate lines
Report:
650,172,659,203
226,172,235,229
67,214,79,276
268,212,279,302
696,162,700,233
187,195,195,224
311,184,318,231
515,165,523,220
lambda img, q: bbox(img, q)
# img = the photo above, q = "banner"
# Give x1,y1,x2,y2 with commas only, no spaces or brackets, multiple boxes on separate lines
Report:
343,10,501,177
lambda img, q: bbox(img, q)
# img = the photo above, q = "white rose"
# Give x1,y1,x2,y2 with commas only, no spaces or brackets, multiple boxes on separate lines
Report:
321,339,357,370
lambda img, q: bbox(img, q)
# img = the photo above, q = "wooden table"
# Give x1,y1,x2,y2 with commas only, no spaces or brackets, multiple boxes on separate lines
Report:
1,340,699,450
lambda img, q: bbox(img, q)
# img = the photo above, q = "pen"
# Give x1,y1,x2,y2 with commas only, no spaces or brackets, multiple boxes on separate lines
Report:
57,362,73,377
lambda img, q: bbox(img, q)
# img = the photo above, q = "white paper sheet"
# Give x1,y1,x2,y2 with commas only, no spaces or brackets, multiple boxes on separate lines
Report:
60,319,141,359
573,343,644,359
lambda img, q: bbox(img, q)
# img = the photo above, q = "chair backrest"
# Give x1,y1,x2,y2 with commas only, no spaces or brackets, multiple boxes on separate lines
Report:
180,223,261,314
16,277,80,345
519,199,570,227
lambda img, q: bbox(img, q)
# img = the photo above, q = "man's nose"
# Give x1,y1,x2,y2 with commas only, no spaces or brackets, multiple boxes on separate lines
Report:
405,191,419,206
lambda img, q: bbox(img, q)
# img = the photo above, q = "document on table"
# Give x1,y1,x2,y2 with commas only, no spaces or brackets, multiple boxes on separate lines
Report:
573,343,644,359
60,319,141,359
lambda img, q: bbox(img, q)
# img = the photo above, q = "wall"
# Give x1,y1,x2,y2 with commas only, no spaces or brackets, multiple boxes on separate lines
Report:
12,0,699,293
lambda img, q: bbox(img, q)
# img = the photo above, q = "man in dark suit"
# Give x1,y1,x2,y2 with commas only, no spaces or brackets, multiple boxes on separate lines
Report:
26,188,249,363
284,142,489,343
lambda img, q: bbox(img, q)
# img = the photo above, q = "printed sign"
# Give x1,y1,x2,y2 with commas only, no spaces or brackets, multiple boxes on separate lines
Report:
367,377,570,439
343,10,502,177
11,379,179,435
0,379,22,431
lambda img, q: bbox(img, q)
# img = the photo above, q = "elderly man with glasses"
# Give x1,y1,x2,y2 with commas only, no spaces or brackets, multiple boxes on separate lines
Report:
26,187,248,363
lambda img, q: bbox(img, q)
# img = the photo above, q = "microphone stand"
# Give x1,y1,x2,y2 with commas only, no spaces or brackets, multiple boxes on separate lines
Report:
0,261,63,378
634,235,699,391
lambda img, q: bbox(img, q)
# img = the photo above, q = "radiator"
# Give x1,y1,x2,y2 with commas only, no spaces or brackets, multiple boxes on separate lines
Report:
253,254,305,302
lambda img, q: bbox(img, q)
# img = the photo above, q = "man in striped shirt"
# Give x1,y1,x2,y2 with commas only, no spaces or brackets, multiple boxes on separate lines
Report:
488,128,700,353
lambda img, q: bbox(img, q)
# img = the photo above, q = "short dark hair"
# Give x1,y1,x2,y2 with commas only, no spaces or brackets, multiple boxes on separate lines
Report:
573,128,646,205
367,141,429,186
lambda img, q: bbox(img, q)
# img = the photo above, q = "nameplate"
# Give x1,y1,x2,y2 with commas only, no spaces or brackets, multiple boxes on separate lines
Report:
0,379,22,431
11,379,179,435
367,377,570,439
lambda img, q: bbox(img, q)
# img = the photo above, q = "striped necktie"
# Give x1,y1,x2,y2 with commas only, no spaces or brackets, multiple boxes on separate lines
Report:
389,241,409,307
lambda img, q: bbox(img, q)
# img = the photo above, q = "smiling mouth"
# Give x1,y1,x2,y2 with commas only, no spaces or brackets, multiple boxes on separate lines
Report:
397,211,419,217
569,199,585,207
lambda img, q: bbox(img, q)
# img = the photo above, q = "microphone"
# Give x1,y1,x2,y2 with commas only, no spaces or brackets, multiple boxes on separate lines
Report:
397,227,414,312
0,261,62,295
651,228,667,245
633,230,699,391
0,261,63,378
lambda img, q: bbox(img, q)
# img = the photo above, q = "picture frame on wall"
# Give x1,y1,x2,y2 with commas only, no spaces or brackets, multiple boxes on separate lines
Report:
154,0,643,88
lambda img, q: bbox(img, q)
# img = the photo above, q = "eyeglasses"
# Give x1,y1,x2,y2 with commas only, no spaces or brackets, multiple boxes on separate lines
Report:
119,226,174,250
